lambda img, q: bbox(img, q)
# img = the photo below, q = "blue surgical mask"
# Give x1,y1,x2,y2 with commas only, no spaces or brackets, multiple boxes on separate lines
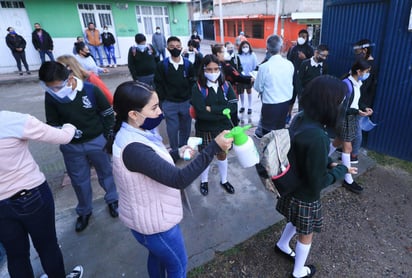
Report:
359,72,370,81
139,113,164,130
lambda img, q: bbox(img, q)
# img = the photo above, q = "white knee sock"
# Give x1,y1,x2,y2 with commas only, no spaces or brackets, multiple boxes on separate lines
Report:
293,240,312,278
217,159,228,183
277,222,296,254
328,142,336,156
200,166,210,183
247,94,252,109
341,152,353,183
239,94,245,108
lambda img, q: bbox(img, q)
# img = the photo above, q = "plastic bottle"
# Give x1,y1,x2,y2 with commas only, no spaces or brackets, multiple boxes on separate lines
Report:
225,125,260,168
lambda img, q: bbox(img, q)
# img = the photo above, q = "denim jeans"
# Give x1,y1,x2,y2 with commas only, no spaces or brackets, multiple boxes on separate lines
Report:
0,182,66,278
60,134,118,216
162,100,192,151
88,44,104,66
131,225,187,278
38,50,55,63
103,45,116,65
12,51,29,72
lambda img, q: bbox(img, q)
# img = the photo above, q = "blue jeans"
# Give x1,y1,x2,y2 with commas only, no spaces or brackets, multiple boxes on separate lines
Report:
88,44,104,66
38,50,55,63
0,182,66,278
162,100,192,151
131,225,187,278
60,134,118,216
103,45,116,65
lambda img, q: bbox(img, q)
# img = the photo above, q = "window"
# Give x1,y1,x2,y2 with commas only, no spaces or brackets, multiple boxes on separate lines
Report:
0,1,24,8
78,3,113,28
135,5,169,36
244,20,264,39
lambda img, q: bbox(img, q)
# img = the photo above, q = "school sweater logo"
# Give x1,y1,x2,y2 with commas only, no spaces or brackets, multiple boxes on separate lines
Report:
82,96,93,109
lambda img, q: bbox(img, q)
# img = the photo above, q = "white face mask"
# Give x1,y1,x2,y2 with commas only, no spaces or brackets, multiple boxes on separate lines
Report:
297,37,306,45
242,47,250,53
204,71,221,82
156,29,160,34
223,51,231,61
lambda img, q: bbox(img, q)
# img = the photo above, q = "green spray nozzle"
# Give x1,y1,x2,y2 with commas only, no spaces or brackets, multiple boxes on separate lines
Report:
224,125,252,145
222,108,235,127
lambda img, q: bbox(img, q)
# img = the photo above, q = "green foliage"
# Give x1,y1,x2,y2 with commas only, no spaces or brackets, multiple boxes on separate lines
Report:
368,151,412,174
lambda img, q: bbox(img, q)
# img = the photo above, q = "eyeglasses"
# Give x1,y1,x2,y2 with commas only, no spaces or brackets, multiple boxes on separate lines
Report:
204,66,221,73
40,79,69,92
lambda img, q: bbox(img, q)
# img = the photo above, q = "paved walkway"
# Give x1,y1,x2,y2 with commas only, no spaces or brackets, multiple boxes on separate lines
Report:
0,44,376,278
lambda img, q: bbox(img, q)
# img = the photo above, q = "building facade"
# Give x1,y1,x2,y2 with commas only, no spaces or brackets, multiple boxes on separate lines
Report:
0,0,191,73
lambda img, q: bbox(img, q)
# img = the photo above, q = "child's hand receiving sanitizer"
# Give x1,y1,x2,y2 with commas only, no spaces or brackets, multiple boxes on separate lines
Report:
182,137,203,160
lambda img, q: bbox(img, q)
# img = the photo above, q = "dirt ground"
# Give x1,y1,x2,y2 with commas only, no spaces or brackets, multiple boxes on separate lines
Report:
188,164,412,278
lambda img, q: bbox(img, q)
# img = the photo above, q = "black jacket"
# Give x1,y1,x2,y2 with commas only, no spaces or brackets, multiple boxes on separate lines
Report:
101,32,116,47
6,34,26,52
32,29,54,51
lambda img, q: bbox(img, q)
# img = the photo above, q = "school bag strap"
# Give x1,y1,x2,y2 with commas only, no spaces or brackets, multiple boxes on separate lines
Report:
163,57,190,77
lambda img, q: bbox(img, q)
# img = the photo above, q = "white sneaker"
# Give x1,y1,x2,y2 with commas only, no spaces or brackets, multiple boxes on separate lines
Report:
113,64,117,68
66,265,83,278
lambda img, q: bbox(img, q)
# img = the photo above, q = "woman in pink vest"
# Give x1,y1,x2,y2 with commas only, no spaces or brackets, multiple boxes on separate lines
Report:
106,81,233,278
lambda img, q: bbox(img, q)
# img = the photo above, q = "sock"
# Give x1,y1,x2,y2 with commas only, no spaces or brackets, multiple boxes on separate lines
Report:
247,93,252,109
277,222,296,254
293,240,312,278
217,159,228,184
200,166,210,183
328,142,337,156
239,94,245,108
341,152,353,184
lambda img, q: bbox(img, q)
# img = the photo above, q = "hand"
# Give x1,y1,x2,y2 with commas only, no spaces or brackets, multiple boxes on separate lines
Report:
358,110,369,117
348,167,358,175
206,106,211,112
178,145,195,160
215,130,233,151
298,51,306,60
364,107,373,116
102,68,109,73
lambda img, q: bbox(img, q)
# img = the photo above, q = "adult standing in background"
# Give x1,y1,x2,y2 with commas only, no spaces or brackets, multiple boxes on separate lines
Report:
0,110,83,278
253,35,294,138
5,27,30,75
286,29,314,124
128,33,157,87
152,26,166,61
84,22,104,67
31,23,55,63
101,26,117,68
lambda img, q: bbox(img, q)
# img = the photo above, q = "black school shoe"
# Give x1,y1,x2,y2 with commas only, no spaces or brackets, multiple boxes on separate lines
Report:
75,213,91,232
291,265,316,278
342,180,363,194
200,182,208,196
108,201,119,217
220,181,235,194
274,245,295,262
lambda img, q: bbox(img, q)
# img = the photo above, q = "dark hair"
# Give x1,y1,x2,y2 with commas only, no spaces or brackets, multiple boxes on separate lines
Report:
39,61,70,82
298,29,309,36
238,41,252,54
167,36,181,44
88,22,94,26
106,81,154,154
211,44,224,55
75,42,86,54
316,44,329,52
135,33,146,44
299,75,346,127
6,27,12,32
350,59,371,76
197,54,224,87
354,38,372,59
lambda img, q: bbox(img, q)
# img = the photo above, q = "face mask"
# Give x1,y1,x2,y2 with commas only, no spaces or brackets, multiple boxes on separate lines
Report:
227,49,234,55
204,71,221,82
156,29,160,34
136,44,147,52
43,81,75,103
193,32,197,36
83,52,91,58
317,57,325,63
223,51,231,61
297,37,306,45
139,113,164,130
9,31,16,35
242,47,250,53
355,52,366,59
359,72,370,81
168,48,182,57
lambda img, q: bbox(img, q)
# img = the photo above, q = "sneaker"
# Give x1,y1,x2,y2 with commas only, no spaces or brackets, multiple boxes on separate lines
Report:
239,107,245,113
342,180,363,194
247,108,252,115
26,71,31,75
19,72,23,76
66,265,83,278
113,64,117,68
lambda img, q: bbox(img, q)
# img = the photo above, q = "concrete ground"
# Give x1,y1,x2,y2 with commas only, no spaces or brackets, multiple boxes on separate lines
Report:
0,43,376,278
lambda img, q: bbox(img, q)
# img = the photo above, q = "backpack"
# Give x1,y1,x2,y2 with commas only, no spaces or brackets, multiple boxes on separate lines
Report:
163,57,190,78
256,113,318,196
189,81,230,119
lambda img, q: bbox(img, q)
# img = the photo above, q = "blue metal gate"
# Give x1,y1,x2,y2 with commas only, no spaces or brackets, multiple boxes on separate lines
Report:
322,0,412,161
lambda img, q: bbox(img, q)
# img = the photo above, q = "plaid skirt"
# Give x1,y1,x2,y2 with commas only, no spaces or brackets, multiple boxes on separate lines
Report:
337,114,359,142
237,83,253,93
276,195,323,234
196,130,225,155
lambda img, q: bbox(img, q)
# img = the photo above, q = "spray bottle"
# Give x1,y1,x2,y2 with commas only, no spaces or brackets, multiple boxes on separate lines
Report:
183,137,203,161
223,108,260,168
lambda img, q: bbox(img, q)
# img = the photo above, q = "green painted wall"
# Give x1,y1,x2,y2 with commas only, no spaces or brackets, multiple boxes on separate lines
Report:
23,1,189,38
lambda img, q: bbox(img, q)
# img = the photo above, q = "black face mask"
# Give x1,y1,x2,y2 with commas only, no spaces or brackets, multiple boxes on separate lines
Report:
168,48,182,58
84,52,91,58
317,57,325,63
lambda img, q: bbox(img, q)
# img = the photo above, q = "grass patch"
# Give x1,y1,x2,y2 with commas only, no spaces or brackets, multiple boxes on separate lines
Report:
368,151,412,174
